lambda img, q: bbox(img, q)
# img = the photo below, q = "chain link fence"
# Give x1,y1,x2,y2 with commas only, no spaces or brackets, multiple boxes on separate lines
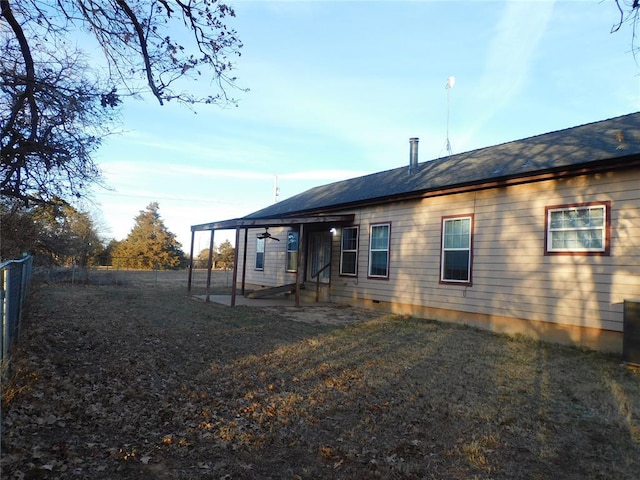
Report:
31,265,234,291
1,255,34,368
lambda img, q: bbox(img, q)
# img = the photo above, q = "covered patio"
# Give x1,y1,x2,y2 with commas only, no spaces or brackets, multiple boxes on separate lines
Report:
187,214,354,307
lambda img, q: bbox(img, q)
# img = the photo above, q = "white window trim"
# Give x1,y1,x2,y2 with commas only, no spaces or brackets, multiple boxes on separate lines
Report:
340,226,359,276
546,204,607,253
440,215,472,284
368,223,390,278
255,237,265,270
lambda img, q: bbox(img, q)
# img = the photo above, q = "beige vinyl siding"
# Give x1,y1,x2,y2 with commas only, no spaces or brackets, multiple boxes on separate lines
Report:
237,227,296,287
329,169,640,332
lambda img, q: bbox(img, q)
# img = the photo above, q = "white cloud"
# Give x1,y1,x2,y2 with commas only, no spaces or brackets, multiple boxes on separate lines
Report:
100,160,365,184
467,0,556,137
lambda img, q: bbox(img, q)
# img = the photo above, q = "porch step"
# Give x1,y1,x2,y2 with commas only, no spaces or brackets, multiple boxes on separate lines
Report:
246,283,297,299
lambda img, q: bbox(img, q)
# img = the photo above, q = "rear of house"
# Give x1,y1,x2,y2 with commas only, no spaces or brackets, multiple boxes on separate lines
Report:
191,113,640,352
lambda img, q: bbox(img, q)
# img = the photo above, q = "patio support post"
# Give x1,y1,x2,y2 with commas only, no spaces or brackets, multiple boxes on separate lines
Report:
231,227,241,307
187,229,195,292
295,223,305,307
241,228,248,295
205,229,215,303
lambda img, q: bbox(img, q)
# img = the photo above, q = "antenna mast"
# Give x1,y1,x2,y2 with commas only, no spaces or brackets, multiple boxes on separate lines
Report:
274,174,280,203
445,76,455,155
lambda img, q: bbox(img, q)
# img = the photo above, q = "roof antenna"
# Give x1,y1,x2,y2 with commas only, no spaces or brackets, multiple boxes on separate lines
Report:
445,76,455,155
273,174,280,203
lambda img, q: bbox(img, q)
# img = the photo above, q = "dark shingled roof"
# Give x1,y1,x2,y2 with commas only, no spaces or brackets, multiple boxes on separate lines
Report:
244,112,640,220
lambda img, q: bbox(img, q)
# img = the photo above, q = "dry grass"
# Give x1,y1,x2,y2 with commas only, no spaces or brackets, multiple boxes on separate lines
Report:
2,274,640,479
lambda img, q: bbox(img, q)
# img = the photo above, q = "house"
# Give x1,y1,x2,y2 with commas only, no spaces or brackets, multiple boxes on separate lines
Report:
189,112,640,353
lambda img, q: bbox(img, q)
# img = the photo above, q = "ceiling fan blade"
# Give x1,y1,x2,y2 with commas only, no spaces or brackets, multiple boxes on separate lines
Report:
257,227,279,240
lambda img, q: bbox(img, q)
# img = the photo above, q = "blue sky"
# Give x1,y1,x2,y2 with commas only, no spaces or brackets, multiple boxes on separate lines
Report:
89,0,640,252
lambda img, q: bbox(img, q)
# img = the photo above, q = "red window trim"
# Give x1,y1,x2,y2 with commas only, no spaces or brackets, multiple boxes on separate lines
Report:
439,214,474,286
544,201,611,256
339,224,360,277
367,222,391,280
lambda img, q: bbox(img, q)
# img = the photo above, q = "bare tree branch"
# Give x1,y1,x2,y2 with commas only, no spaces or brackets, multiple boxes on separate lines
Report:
1,0,244,205
115,0,164,104
1,1,38,140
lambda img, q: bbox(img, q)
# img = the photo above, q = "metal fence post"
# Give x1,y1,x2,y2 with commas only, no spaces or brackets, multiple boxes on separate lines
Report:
1,267,8,367
1,264,9,460
0,256,34,366
1,255,33,459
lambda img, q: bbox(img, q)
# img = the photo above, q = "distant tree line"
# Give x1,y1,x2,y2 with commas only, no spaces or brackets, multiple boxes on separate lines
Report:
0,200,190,270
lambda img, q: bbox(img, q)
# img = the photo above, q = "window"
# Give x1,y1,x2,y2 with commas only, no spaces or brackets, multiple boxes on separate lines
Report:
340,226,359,276
286,231,299,271
441,215,472,284
546,202,610,255
255,237,265,270
368,223,390,278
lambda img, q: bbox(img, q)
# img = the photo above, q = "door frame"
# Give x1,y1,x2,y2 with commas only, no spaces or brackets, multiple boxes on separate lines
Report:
305,230,332,284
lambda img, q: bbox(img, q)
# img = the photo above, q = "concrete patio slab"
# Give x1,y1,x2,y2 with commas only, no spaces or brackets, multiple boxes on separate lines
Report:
192,294,299,307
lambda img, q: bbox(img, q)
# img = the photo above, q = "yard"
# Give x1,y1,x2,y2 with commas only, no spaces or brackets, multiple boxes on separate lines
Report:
2,271,640,479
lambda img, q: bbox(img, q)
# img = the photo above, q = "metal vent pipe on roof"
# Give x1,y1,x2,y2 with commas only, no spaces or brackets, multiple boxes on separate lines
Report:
409,137,419,173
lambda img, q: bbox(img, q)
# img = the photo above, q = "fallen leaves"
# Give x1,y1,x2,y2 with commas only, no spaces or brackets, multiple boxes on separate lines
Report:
2,283,640,479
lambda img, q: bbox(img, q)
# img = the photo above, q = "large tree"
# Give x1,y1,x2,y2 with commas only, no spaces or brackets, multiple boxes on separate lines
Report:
0,198,103,265
1,1,243,205
216,239,235,269
0,200,38,261
112,202,184,270
195,239,235,269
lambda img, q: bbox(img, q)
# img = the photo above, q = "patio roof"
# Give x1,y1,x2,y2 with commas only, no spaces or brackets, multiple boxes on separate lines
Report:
191,214,355,232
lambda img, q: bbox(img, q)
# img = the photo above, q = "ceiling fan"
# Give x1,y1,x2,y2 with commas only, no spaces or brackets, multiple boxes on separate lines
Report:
257,227,280,241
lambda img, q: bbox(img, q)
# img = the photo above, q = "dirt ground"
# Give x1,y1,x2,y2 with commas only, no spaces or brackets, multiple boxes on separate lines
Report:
262,305,381,326
2,275,640,479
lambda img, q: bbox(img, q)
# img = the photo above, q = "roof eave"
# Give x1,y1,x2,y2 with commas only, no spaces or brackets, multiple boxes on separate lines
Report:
191,214,355,232
266,153,640,217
